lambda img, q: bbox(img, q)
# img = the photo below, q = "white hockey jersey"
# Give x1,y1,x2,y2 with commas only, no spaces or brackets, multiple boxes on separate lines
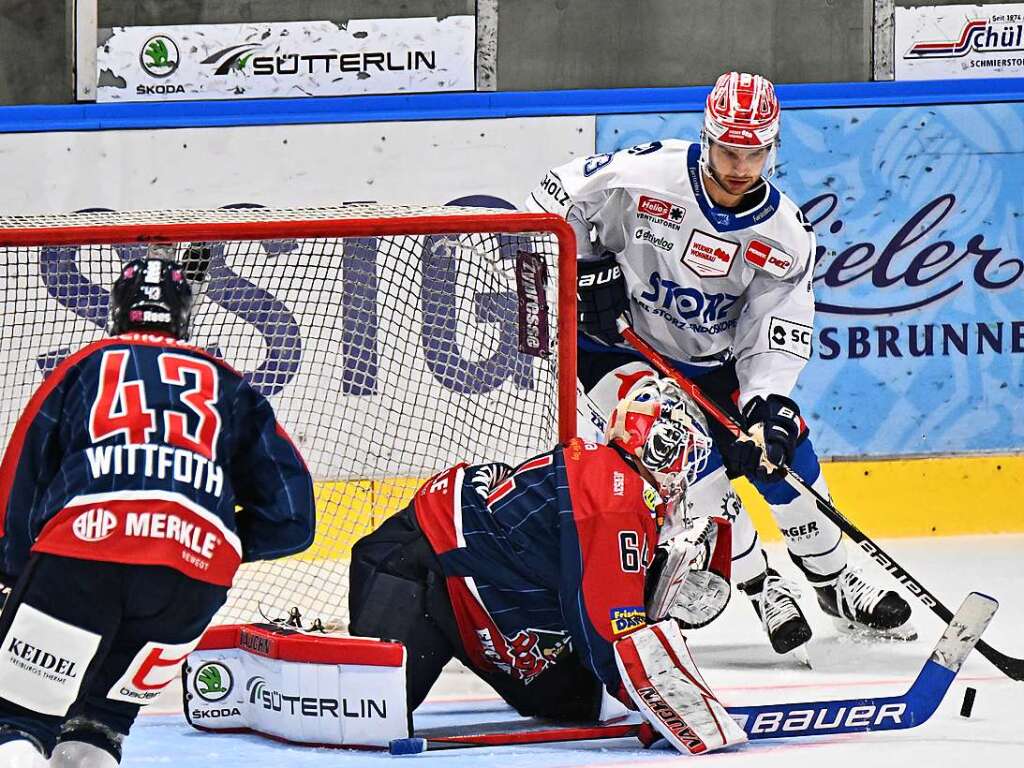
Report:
526,139,816,408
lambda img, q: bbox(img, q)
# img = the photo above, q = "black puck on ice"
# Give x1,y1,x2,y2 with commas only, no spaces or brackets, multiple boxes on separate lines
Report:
959,686,976,718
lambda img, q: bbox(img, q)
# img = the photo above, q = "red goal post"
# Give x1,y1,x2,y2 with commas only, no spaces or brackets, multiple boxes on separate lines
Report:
0,205,577,626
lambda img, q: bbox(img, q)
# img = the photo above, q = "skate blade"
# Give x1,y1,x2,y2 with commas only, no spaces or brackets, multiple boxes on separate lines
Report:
832,617,918,642
788,642,813,669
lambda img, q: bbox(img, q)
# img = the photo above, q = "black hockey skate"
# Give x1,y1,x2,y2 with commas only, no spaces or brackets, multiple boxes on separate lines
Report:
742,569,812,654
815,567,916,640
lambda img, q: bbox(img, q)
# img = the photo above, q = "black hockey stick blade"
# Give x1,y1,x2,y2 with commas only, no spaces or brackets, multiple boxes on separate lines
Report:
617,319,1024,682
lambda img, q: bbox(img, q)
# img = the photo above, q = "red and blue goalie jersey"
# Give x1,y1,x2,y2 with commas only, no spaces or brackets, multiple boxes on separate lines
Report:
414,437,660,694
0,332,316,587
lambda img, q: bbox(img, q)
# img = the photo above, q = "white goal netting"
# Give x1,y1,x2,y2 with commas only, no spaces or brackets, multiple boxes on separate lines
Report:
0,205,574,628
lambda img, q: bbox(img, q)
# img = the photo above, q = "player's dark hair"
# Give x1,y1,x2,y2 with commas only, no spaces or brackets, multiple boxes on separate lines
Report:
108,251,193,340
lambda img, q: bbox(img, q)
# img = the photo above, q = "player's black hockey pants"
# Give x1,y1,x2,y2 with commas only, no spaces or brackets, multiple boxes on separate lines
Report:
0,554,226,759
349,504,603,722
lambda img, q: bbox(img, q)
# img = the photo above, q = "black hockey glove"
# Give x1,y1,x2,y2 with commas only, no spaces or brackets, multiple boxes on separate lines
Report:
576,253,628,346
724,394,801,482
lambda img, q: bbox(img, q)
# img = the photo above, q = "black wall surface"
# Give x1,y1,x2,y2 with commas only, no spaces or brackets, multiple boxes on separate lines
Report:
0,1,1009,105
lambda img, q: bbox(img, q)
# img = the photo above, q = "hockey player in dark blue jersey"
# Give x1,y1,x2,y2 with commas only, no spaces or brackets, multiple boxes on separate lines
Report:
0,250,316,768
349,376,748,755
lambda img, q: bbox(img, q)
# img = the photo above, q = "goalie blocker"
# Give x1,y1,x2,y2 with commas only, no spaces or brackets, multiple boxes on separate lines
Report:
184,623,408,748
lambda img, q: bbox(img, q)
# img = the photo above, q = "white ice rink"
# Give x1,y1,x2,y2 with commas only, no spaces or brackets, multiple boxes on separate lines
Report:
127,535,1024,767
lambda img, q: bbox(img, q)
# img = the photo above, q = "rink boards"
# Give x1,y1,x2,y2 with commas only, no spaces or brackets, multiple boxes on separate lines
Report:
299,451,1024,564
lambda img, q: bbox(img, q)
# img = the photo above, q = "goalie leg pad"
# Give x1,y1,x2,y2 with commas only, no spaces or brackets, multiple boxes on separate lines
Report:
614,620,746,754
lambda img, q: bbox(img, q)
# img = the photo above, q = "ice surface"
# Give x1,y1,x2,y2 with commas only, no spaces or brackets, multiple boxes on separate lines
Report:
126,535,1024,766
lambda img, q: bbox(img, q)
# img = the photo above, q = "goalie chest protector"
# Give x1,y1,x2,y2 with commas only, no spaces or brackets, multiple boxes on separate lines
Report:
183,623,408,748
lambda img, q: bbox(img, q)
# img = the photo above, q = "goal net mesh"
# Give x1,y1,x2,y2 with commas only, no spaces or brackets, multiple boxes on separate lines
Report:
0,205,572,629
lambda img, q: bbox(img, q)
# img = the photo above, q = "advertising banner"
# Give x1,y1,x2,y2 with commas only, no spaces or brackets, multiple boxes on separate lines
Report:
97,17,476,102
596,106,1024,457
895,3,1024,80
0,116,592,214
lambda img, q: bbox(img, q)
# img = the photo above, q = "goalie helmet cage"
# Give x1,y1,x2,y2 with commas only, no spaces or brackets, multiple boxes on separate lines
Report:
0,205,577,628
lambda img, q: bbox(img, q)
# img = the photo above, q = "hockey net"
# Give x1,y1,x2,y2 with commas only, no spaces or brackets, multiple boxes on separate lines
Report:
0,205,576,628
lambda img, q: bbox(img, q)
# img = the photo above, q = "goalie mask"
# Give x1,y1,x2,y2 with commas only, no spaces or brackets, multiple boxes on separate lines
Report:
605,376,712,500
108,247,194,341
700,71,780,182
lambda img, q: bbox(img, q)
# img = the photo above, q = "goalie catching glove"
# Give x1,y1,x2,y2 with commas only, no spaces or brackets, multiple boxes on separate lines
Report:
645,515,732,629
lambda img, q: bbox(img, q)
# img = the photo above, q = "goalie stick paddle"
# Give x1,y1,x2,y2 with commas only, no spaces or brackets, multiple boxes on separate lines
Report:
389,592,997,754
617,319,1024,683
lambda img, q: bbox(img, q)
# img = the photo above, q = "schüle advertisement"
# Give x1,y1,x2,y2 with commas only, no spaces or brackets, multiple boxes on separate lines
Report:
895,3,1024,80
97,17,476,102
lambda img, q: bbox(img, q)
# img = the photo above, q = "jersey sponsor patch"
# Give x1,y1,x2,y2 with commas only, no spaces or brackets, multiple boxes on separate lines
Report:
681,230,738,278
768,317,813,360
0,604,101,716
610,606,647,636
107,637,203,704
637,195,686,230
633,227,675,252
744,239,794,278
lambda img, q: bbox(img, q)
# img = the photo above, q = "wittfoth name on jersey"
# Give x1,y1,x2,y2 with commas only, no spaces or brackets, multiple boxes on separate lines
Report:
637,195,686,230
86,443,224,498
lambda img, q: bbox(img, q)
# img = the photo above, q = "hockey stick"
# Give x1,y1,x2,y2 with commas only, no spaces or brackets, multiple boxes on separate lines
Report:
617,319,1024,683
389,592,996,754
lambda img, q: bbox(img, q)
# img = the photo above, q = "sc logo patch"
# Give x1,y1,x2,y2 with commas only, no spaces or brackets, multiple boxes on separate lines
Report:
768,317,813,360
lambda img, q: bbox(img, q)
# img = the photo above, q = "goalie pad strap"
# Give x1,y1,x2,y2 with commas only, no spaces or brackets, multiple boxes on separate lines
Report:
614,620,747,754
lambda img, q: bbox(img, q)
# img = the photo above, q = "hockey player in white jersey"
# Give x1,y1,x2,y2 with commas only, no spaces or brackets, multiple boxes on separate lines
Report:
527,71,912,653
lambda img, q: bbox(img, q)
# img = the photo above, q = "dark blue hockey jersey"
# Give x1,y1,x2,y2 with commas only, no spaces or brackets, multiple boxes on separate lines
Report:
0,332,315,586
414,438,661,694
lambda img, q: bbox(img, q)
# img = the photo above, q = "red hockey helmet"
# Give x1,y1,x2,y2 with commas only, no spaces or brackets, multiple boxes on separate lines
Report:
605,376,711,498
701,71,780,178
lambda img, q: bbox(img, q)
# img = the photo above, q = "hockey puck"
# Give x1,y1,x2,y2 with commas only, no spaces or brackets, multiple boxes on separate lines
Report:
389,737,428,755
959,686,976,718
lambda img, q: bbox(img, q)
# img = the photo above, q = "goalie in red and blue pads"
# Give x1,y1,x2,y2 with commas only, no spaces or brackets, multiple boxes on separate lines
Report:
0,250,315,768
350,376,747,755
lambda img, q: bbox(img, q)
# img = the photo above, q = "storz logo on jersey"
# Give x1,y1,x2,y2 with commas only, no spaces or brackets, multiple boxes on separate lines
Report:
639,271,739,327
768,317,813,360
682,230,738,278
72,508,118,542
745,239,794,277
637,195,686,230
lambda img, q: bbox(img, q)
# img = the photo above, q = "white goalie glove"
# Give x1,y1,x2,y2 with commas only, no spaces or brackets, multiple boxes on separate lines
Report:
645,515,732,628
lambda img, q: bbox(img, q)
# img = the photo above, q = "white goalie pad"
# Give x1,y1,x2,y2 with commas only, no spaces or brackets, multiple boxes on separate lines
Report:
647,516,732,628
614,620,747,754
184,624,408,748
